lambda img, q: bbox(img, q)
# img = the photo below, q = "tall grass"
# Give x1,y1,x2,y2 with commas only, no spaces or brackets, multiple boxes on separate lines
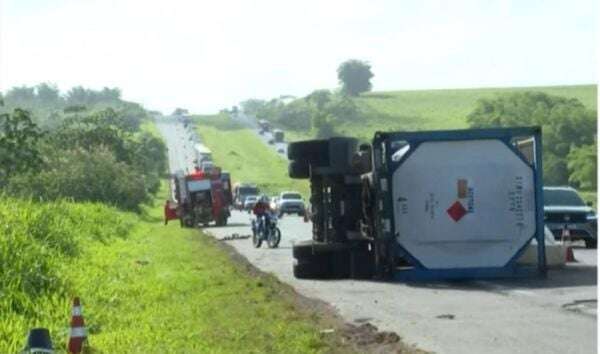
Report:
0,197,136,351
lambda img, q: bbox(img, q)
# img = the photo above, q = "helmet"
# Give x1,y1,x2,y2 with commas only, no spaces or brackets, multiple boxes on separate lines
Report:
260,195,269,203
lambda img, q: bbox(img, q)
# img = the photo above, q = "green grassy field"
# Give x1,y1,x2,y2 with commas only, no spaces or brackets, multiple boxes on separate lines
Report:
0,182,342,353
194,114,310,197
287,84,597,142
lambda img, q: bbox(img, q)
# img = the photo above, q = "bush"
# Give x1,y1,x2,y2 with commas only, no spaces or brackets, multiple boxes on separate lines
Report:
7,147,149,210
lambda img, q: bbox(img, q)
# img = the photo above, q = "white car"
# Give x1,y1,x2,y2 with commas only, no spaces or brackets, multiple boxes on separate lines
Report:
277,191,305,216
244,195,259,211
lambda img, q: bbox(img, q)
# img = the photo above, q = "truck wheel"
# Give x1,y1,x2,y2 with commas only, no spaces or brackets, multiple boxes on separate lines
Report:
287,140,329,164
293,240,349,258
293,260,330,279
585,239,597,249
292,241,350,279
288,160,310,179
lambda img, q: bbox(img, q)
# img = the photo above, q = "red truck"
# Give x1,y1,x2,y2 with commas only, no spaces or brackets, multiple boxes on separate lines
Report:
172,167,232,227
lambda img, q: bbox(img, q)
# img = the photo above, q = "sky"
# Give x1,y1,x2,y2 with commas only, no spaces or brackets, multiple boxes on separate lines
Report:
0,0,597,113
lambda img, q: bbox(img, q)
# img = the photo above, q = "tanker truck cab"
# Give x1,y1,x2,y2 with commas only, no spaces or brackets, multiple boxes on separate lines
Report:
288,127,546,281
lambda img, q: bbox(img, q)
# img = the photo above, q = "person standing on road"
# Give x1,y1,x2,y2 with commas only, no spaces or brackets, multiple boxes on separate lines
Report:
164,200,178,225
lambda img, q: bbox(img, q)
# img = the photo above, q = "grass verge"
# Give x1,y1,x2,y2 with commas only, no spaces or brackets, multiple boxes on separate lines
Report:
285,84,597,142
1,182,341,352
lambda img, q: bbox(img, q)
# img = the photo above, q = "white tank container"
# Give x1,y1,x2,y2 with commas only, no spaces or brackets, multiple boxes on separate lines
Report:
392,139,536,269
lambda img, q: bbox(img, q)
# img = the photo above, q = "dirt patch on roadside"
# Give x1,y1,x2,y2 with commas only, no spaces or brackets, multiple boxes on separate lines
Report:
206,233,427,354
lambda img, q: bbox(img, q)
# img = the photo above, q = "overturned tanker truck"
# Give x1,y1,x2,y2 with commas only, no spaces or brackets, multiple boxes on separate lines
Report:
288,127,546,281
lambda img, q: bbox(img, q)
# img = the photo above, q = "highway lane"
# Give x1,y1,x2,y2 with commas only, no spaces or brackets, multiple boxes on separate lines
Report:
159,118,597,354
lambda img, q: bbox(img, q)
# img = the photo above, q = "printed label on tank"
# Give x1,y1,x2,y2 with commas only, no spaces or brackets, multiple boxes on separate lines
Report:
456,178,475,213
508,175,526,229
424,193,439,220
397,196,408,215
446,200,467,222
457,179,468,198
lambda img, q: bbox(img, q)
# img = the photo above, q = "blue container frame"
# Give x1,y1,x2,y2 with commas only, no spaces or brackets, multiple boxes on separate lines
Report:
372,126,546,281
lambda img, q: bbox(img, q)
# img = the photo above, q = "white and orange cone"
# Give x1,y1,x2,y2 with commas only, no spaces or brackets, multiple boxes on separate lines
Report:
68,297,87,354
561,228,576,263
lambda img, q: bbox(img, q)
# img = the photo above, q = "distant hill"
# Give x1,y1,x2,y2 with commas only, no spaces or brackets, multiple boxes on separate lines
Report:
335,84,597,140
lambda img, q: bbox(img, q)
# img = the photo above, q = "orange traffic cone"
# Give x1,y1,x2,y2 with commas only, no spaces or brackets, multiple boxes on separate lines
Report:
68,297,87,354
561,227,571,242
562,228,576,263
565,246,576,262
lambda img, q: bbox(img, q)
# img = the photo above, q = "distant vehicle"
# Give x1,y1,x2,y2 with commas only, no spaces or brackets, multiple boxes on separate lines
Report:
258,119,271,133
200,160,214,173
273,129,284,143
233,183,260,210
172,168,231,227
244,195,259,211
194,144,212,164
544,186,597,248
277,191,305,216
277,148,285,154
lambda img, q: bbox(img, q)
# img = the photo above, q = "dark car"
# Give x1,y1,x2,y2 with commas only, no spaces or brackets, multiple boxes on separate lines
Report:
544,186,597,248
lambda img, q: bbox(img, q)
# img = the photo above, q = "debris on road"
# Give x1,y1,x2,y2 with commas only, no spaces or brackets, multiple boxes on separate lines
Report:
219,233,251,241
436,314,456,320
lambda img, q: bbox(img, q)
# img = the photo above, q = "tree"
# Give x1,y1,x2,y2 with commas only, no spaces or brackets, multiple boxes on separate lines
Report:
240,99,266,115
467,92,597,185
312,111,336,138
305,89,332,111
0,108,43,185
337,59,374,96
277,101,312,130
568,143,597,190
36,83,62,106
5,86,36,104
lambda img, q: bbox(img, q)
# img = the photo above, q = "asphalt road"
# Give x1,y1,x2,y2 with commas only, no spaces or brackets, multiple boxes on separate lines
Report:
159,118,598,354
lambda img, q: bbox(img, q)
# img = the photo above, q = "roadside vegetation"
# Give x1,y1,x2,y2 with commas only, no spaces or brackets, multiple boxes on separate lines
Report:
1,85,167,210
193,113,310,197
0,183,340,352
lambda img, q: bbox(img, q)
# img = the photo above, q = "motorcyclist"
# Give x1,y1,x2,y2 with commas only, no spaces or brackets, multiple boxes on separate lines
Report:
252,195,271,235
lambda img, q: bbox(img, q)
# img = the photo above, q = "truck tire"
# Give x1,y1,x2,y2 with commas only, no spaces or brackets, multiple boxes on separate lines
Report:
585,239,597,249
292,240,349,258
293,260,330,279
287,140,329,164
292,241,351,279
288,160,310,179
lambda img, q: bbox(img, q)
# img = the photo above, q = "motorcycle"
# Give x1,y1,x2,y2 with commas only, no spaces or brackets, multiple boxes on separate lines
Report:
251,212,281,248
